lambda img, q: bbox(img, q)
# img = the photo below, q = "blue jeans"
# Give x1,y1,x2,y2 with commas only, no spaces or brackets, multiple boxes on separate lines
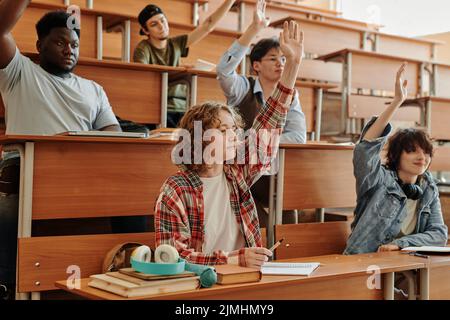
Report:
0,157,20,286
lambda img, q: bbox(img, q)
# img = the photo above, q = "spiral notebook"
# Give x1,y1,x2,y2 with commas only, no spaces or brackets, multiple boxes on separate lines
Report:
261,262,321,276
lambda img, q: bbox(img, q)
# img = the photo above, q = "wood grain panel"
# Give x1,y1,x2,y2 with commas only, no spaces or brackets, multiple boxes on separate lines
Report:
430,99,450,140
274,221,351,260
74,63,162,124
378,35,433,61
58,273,383,300
18,232,155,292
196,75,226,105
297,86,315,133
162,275,383,300
352,54,419,95
430,145,450,172
32,141,177,219
436,65,450,99
257,19,362,56
439,193,450,237
282,147,356,209
348,94,421,121
429,266,450,299
171,25,238,66
299,59,342,83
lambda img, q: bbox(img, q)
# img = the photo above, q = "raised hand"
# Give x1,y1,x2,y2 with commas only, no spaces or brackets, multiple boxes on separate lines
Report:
252,0,270,30
279,20,304,64
393,62,408,105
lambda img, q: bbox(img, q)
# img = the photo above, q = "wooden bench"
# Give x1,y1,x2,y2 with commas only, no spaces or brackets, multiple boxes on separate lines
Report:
18,232,155,294
0,135,180,299
274,221,351,259
267,143,356,246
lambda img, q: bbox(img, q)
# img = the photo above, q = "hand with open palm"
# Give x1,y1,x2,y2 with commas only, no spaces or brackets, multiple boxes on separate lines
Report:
279,20,304,64
393,62,408,105
252,0,271,31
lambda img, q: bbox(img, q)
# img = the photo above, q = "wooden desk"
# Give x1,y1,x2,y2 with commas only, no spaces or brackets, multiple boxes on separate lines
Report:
269,16,440,61
54,251,429,300
80,0,205,26
0,135,179,299
0,135,178,220
184,70,337,140
224,0,379,33
402,96,450,140
266,143,356,246
433,63,450,99
421,253,450,299
318,48,428,133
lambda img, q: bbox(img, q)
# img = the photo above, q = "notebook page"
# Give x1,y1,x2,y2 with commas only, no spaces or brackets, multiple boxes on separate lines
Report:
261,262,321,276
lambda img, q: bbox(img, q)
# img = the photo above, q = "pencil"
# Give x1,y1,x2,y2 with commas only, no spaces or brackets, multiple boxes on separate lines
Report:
269,237,285,252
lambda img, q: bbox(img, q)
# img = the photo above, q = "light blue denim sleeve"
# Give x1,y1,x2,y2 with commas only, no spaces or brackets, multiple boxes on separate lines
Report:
353,117,392,198
392,194,448,248
216,40,250,107
280,90,307,144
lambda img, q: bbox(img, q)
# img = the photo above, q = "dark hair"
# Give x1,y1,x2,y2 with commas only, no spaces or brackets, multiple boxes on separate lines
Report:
138,4,165,35
386,128,434,171
36,11,80,40
249,38,280,65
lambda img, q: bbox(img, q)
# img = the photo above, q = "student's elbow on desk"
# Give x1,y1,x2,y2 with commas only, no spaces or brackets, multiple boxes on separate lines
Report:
100,124,121,132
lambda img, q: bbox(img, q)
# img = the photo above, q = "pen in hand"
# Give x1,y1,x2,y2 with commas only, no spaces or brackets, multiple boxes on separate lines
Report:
269,237,285,253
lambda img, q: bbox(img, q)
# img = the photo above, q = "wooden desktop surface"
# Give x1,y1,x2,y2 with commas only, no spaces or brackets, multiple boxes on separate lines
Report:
55,251,434,300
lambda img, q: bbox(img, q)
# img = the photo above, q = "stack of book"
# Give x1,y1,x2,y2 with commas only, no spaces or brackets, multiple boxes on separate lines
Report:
88,268,200,298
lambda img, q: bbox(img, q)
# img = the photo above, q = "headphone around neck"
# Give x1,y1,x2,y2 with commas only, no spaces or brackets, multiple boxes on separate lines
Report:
397,178,423,200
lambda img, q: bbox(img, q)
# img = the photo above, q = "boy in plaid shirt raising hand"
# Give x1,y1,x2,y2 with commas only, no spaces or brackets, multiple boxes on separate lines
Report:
155,21,304,269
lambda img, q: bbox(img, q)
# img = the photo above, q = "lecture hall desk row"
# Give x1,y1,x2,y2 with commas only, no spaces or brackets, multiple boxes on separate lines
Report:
0,51,337,139
55,251,450,300
17,2,240,64
1,134,449,299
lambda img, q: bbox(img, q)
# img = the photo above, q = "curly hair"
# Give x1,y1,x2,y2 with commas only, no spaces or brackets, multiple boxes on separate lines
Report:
385,128,434,171
177,101,244,172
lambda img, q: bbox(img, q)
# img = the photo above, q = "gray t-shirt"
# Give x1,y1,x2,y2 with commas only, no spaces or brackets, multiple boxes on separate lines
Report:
0,48,118,135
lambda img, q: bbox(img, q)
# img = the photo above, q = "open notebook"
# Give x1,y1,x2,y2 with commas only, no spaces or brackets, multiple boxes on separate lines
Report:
261,262,321,276
402,246,450,254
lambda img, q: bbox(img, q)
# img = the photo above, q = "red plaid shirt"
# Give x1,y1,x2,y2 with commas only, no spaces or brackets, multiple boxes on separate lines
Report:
155,83,294,266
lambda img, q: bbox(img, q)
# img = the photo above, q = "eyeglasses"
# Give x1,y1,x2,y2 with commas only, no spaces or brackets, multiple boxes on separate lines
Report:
260,56,287,64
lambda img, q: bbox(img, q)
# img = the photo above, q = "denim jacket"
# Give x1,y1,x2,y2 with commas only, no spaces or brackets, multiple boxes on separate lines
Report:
344,118,448,255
